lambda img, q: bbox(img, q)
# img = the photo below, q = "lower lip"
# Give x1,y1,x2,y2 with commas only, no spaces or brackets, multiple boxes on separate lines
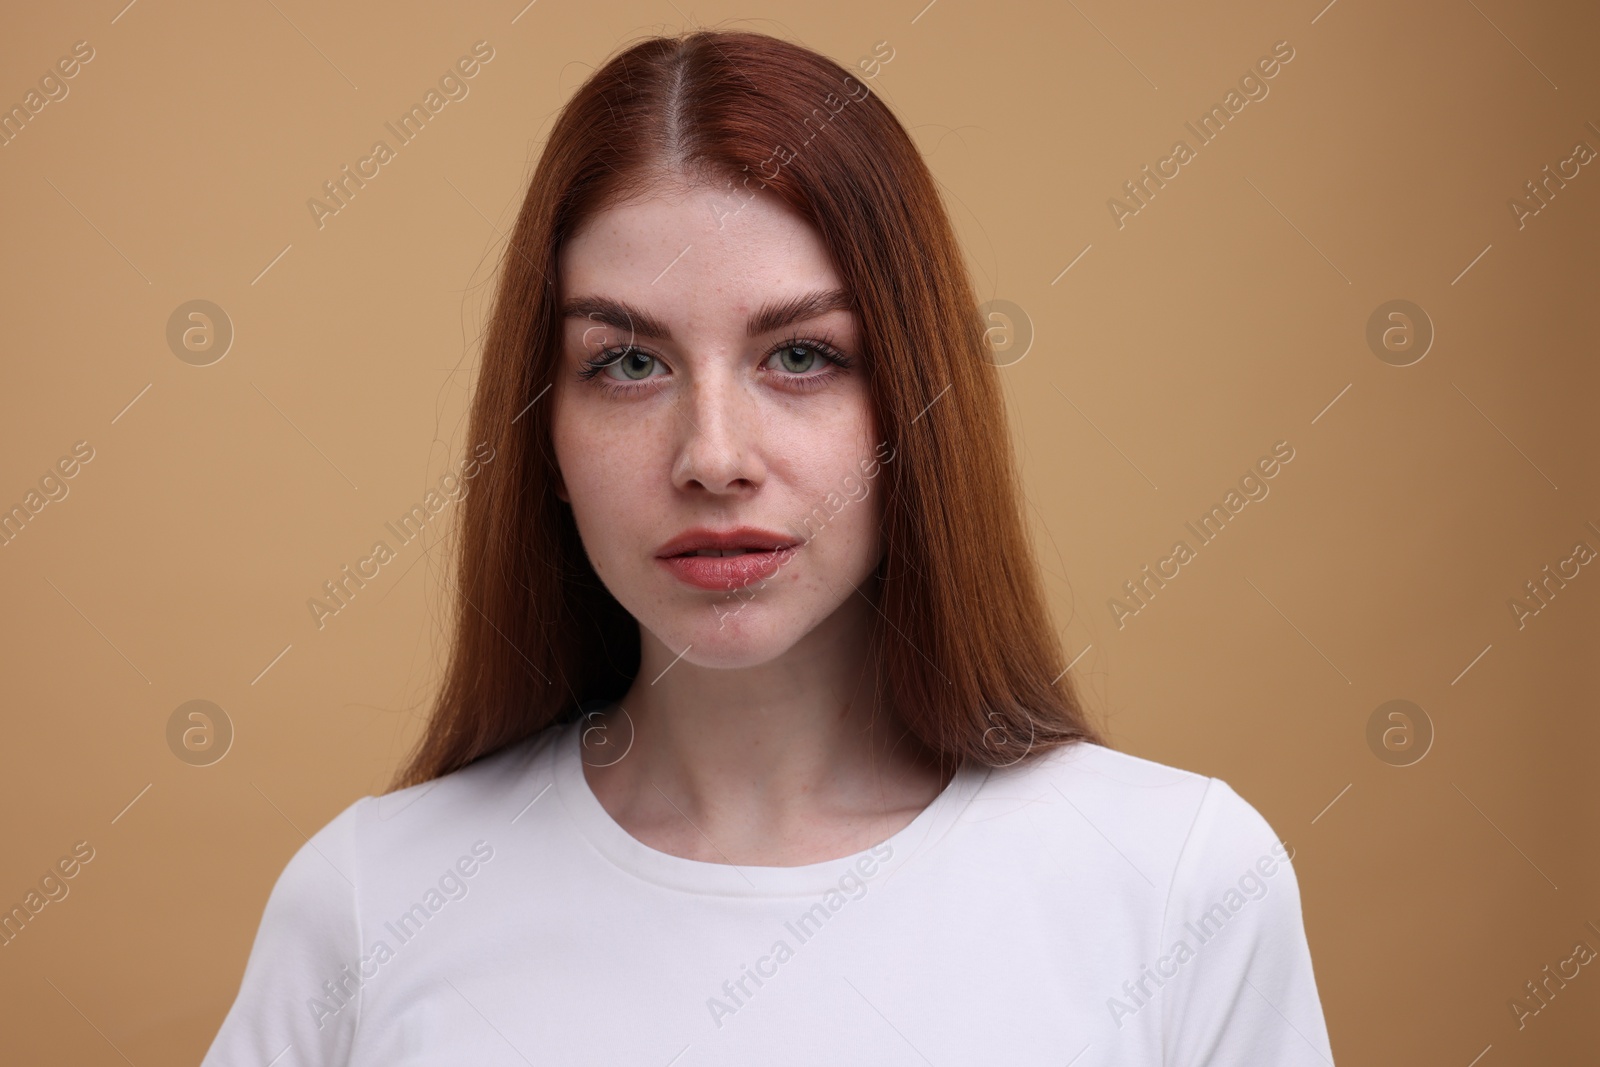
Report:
657,546,798,590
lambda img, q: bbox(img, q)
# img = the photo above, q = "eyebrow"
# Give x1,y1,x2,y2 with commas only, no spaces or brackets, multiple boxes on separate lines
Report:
560,287,855,341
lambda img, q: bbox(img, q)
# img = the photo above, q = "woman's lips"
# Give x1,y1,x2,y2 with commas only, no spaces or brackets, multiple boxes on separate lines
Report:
657,546,798,590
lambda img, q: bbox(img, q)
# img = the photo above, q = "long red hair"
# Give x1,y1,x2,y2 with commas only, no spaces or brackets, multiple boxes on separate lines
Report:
391,28,1104,791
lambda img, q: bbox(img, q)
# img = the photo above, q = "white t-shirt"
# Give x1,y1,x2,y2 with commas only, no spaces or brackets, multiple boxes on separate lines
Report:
201,717,1337,1066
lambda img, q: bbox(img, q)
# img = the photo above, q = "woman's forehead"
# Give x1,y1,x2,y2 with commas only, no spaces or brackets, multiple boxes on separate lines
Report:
563,184,834,282
559,191,851,339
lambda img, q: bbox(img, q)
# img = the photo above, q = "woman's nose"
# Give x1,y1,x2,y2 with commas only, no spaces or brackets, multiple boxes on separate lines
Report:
668,367,766,495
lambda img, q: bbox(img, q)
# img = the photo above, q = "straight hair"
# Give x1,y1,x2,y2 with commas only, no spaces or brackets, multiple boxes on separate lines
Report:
391,28,1105,791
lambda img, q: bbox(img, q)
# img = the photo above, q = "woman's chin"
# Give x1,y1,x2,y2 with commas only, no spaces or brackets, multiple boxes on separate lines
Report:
647,609,809,671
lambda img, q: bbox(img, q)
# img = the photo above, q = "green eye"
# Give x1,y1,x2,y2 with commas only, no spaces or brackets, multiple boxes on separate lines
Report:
773,345,818,373
610,351,656,380
578,336,851,395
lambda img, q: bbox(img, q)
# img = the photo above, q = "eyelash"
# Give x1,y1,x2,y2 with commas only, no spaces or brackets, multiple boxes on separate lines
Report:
575,334,855,398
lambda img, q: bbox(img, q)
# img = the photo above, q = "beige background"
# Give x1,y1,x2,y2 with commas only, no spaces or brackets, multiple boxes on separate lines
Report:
1,0,1595,1062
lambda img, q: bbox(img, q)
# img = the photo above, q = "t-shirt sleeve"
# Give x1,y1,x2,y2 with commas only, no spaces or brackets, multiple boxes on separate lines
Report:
200,796,368,1067
1159,778,1336,1067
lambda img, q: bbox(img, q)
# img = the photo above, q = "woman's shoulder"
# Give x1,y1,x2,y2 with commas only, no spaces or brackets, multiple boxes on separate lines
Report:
203,729,568,1064
987,739,1295,894
997,737,1212,826
362,723,568,849
373,725,563,819
275,723,567,889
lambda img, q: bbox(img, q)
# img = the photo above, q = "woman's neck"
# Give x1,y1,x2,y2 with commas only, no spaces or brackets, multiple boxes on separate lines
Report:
579,600,950,866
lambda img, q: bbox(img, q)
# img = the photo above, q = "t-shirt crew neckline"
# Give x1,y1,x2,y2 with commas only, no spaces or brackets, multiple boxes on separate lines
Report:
548,716,990,898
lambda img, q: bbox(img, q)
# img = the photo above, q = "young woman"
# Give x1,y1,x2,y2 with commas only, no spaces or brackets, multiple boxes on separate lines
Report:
204,29,1335,1066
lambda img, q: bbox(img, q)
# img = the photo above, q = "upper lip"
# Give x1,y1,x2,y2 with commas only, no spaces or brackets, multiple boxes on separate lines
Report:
656,526,801,557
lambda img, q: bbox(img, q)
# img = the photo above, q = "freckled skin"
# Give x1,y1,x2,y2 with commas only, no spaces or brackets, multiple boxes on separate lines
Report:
550,177,885,672
546,175,943,868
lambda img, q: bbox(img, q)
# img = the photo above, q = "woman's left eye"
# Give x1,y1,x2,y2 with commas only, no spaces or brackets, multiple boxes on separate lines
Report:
767,342,833,376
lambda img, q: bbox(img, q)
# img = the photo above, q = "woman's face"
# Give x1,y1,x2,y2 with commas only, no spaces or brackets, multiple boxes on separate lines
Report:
551,177,888,670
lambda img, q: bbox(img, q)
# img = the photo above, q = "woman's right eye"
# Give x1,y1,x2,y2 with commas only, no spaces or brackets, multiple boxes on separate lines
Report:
578,347,663,384
605,350,658,381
